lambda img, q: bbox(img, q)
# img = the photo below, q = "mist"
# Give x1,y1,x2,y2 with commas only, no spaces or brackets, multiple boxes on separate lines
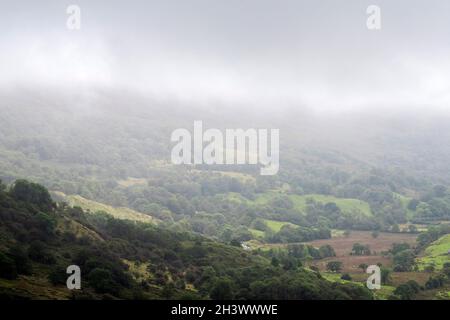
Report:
1,0,450,114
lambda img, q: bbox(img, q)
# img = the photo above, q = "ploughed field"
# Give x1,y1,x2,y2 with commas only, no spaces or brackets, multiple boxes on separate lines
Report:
307,231,417,272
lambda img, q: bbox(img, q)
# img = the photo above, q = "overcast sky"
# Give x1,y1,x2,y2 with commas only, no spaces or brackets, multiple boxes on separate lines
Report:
1,0,450,113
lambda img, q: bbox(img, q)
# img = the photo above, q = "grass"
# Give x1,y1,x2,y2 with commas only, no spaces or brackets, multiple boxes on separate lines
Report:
262,219,298,232
191,169,256,183
393,193,415,219
123,260,152,282
248,228,265,238
254,192,372,217
56,216,104,242
225,192,251,204
52,191,157,224
417,234,450,270
117,177,147,187
0,275,71,300
321,272,395,300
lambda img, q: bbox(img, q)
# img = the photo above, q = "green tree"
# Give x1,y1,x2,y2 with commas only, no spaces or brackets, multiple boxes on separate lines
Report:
351,243,371,256
393,281,420,300
326,261,343,273
8,246,32,275
48,265,67,285
393,250,415,272
87,268,118,294
380,267,392,285
161,283,176,299
9,180,53,210
0,252,18,280
319,245,336,258
210,279,234,300
358,263,368,272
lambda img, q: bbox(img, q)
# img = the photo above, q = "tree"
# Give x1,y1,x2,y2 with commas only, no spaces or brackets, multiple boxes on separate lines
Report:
393,250,415,272
408,224,418,233
7,246,32,275
390,243,410,255
358,263,368,272
425,275,445,290
351,243,371,256
161,283,176,299
442,262,450,278
0,253,18,280
319,245,336,258
48,266,67,285
407,199,420,211
210,279,234,300
87,268,118,294
9,180,53,211
393,281,420,300
380,267,392,285
326,261,343,273
28,241,56,265
36,212,56,235
433,185,447,198
252,219,268,232
271,257,280,267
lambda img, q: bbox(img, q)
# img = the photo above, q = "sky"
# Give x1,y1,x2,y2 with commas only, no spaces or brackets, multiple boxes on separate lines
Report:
1,0,450,113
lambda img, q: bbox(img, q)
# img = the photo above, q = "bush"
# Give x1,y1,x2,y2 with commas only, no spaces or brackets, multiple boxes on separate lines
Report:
341,273,352,281
87,268,119,294
393,280,420,300
48,266,67,286
9,180,53,211
28,241,56,265
210,279,234,300
0,253,18,280
425,275,445,290
393,250,415,272
8,246,32,275
326,261,343,273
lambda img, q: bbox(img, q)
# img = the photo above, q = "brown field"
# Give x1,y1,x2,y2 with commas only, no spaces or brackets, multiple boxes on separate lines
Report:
307,231,418,273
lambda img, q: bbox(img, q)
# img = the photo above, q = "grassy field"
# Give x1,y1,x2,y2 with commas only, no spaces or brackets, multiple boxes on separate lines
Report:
117,177,147,187
248,228,265,238
52,191,157,224
321,272,395,300
417,234,450,270
262,219,298,232
191,169,256,183
254,192,372,217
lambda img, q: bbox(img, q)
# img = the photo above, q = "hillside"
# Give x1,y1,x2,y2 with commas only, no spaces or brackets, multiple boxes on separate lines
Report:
51,191,158,224
1,90,450,300
0,178,374,300
417,234,450,271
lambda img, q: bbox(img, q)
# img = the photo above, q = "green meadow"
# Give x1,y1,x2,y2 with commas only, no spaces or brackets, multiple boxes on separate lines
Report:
417,234,450,270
